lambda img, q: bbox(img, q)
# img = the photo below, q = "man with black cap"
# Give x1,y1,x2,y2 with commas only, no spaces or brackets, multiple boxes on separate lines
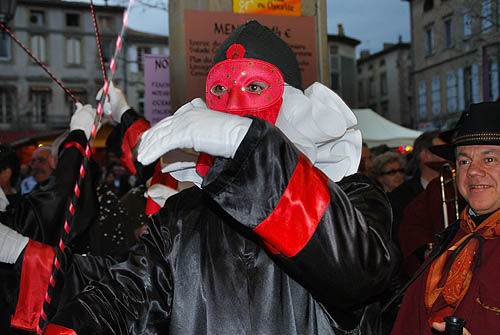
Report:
2,21,394,335
392,101,500,335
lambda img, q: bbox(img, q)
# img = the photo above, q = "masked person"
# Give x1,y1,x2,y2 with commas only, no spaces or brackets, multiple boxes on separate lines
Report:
392,101,500,335
2,21,394,335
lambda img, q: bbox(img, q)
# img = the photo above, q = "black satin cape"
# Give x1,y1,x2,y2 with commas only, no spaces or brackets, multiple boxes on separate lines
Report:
38,118,393,334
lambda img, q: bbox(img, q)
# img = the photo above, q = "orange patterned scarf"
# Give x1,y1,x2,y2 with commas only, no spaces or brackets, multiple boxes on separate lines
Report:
425,206,500,325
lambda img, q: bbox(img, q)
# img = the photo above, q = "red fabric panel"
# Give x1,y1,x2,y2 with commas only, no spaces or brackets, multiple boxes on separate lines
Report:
145,162,179,215
43,324,77,335
11,240,55,331
195,153,215,177
121,118,150,175
254,154,330,257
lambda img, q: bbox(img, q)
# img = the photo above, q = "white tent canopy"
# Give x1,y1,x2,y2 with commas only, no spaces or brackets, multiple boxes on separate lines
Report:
352,108,423,148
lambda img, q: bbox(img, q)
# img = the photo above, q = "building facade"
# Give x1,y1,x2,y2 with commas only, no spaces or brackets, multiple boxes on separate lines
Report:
356,39,412,127
405,0,500,131
327,24,360,108
0,0,169,144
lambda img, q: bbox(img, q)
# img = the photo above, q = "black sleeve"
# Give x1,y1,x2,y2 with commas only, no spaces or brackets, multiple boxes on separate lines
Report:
203,118,394,326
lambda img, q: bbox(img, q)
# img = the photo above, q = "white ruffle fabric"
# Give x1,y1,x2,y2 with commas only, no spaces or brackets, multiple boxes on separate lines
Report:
157,82,361,186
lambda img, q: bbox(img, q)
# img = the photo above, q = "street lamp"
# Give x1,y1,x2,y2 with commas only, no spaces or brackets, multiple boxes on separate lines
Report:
0,0,17,26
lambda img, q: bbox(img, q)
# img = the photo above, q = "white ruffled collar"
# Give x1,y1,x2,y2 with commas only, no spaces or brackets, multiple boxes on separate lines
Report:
161,82,362,187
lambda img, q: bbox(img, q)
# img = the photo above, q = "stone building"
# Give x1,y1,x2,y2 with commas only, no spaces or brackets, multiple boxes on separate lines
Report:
327,24,360,108
356,38,412,127
404,0,500,130
0,0,168,144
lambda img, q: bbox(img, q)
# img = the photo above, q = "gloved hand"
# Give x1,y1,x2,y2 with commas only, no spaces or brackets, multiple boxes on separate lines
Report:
70,103,99,138
0,222,29,264
137,103,253,166
96,81,131,122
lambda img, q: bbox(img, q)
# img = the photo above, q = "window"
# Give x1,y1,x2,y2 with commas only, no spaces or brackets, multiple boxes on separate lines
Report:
380,73,388,95
31,35,46,63
329,45,338,55
101,39,112,64
331,72,340,90
0,88,13,124
97,16,114,31
463,10,472,39
380,101,389,117
137,47,152,72
482,0,493,33
66,13,80,27
0,33,10,60
66,38,81,65
461,64,480,108
358,81,364,102
29,10,45,26
446,71,457,113
418,81,427,118
369,77,376,98
443,18,453,48
138,92,145,115
425,27,434,56
431,75,441,116
487,58,499,101
424,0,434,12
31,89,49,124
379,59,385,66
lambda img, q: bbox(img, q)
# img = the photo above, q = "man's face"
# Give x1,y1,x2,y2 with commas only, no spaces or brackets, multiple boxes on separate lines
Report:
31,148,54,183
456,145,500,215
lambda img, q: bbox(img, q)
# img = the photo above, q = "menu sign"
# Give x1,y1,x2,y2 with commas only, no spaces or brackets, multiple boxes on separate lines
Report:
184,10,317,101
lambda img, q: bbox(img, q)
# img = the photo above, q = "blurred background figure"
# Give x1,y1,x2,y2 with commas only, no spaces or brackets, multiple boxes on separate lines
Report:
371,151,405,193
0,144,21,209
30,145,56,185
357,142,373,176
389,130,447,244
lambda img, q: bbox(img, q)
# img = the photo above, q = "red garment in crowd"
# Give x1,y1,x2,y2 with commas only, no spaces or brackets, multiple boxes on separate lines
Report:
398,177,447,277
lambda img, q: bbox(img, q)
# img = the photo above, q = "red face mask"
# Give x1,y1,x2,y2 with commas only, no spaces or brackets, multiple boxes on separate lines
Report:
205,45,285,125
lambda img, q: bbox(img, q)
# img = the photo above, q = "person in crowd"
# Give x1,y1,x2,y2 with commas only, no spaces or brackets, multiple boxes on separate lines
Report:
16,163,35,194
0,21,394,335
397,175,466,278
0,144,21,209
358,142,373,176
389,131,447,243
371,151,405,193
392,101,500,335
30,145,56,185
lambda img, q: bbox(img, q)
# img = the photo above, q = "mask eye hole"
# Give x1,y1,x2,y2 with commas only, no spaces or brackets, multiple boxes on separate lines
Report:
245,81,267,93
210,84,228,96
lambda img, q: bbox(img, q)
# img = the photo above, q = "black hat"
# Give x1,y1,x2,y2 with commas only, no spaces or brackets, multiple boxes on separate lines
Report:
430,101,500,161
212,20,302,90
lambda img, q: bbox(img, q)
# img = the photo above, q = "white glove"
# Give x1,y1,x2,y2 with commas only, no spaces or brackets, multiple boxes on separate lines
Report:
96,81,131,122
70,103,99,138
0,222,29,264
137,102,252,166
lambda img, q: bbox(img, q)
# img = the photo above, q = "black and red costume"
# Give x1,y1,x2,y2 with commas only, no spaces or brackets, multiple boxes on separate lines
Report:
10,109,394,335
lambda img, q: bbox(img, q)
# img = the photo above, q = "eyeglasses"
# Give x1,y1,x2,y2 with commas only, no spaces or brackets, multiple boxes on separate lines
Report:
381,168,404,176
